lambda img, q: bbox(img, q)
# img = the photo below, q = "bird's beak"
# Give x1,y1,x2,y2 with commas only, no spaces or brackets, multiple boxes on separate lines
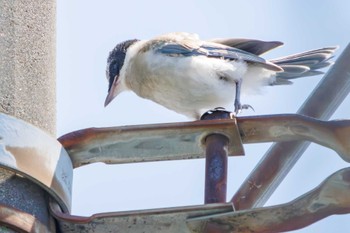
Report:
104,77,121,107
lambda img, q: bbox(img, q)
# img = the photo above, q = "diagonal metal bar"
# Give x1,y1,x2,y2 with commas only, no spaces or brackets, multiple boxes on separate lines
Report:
231,43,350,210
189,168,350,233
51,202,234,233
50,167,350,232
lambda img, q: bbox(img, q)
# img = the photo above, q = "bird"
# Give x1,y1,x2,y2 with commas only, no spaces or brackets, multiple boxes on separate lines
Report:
104,32,337,119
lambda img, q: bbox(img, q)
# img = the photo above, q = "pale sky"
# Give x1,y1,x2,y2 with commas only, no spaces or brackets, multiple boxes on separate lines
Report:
57,1,350,232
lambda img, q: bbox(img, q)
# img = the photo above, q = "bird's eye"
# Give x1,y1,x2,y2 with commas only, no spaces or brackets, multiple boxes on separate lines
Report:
108,61,118,78
113,63,119,72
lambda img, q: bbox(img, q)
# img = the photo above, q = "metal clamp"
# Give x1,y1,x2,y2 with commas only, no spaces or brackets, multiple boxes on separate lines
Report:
0,113,73,213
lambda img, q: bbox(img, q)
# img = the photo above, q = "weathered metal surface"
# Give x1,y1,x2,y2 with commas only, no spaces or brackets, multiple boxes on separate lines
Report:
0,203,52,233
58,119,244,168
59,114,350,168
0,113,73,213
50,202,234,233
232,44,350,210
51,167,350,233
238,114,350,162
188,168,350,233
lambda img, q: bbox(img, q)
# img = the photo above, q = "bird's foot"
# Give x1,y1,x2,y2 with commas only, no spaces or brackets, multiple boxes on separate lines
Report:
234,101,254,115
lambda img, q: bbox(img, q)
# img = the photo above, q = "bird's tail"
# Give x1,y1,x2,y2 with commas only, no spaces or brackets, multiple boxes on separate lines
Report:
269,46,338,85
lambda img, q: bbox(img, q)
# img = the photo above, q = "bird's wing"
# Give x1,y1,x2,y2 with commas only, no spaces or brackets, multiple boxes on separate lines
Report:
210,38,283,55
154,40,282,71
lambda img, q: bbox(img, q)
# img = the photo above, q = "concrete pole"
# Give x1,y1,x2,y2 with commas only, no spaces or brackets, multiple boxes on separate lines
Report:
0,0,56,136
0,0,57,231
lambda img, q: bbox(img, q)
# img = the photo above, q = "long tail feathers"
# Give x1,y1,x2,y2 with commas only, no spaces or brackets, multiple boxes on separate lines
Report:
269,46,338,85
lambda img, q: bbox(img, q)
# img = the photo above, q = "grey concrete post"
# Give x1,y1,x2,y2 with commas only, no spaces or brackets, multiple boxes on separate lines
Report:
0,0,56,136
0,0,57,232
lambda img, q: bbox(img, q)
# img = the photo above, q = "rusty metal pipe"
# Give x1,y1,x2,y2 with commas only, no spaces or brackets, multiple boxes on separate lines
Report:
204,134,229,233
201,109,232,204
204,134,229,204
201,110,232,233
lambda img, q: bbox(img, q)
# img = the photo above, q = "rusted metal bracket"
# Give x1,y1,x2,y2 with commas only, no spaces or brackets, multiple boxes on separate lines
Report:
53,113,350,232
58,117,244,168
49,168,350,233
188,168,350,233
58,114,350,167
50,202,234,233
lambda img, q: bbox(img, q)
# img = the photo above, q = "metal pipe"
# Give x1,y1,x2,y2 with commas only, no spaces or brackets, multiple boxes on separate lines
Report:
204,134,229,204
231,43,350,210
204,133,229,233
201,110,231,233
201,109,232,204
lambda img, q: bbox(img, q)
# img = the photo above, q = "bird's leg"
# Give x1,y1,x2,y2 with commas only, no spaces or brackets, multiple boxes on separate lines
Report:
234,80,254,114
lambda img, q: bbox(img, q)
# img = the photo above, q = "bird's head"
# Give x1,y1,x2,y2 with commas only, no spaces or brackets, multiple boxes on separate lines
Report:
104,39,139,107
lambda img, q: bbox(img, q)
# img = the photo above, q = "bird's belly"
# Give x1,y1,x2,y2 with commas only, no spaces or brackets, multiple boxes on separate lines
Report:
127,53,249,117
138,71,236,117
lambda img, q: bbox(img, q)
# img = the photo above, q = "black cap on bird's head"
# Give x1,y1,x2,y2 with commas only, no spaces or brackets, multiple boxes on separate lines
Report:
105,39,139,107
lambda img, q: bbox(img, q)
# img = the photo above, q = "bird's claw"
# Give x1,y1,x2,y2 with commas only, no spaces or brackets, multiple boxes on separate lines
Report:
234,102,255,115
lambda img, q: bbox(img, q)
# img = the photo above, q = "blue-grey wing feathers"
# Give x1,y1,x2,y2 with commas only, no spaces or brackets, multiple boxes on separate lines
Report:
155,42,196,55
151,36,337,85
155,41,282,71
210,38,283,56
